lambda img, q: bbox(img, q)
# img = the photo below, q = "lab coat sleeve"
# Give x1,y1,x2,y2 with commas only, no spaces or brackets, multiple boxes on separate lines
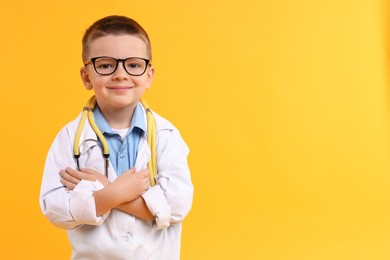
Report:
142,127,194,229
39,124,109,230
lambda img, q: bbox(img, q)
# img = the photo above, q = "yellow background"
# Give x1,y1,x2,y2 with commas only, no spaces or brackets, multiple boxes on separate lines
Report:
1,0,390,259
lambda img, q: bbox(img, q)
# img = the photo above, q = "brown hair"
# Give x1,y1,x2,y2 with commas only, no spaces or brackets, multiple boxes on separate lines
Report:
82,15,152,62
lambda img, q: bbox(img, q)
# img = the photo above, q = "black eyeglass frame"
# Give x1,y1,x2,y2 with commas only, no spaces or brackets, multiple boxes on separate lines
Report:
84,56,151,76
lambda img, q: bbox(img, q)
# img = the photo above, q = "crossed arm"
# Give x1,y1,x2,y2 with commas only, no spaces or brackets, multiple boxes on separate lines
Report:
59,167,154,221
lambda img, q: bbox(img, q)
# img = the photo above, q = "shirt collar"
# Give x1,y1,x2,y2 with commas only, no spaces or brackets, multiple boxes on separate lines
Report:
93,103,147,135
130,103,147,132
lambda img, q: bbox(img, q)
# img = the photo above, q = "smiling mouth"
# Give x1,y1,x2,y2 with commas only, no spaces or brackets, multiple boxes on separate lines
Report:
106,86,136,93
107,86,134,89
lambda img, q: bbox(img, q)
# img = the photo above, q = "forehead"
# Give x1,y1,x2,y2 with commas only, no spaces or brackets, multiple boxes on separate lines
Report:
88,34,148,58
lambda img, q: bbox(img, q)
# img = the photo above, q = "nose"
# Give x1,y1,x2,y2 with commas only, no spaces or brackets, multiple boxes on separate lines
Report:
112,61,130,80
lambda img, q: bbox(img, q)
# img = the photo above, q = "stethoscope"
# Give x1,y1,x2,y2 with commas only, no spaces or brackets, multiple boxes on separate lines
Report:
73,95,157,186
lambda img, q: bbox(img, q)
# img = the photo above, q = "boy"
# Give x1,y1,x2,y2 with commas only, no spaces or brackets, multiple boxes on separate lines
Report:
40,15,193,260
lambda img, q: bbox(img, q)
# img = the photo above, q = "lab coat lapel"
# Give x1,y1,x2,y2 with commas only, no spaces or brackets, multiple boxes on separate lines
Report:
134,134,151,171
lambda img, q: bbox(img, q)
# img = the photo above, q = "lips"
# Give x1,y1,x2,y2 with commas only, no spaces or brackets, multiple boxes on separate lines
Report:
107,86,135,93
107,86,134,90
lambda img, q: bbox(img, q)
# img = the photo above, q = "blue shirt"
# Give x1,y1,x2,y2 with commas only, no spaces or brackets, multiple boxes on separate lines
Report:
93,103,146,175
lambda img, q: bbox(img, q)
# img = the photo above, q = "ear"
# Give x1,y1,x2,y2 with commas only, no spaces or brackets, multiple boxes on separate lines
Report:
80,67,93,90
145,66,155,89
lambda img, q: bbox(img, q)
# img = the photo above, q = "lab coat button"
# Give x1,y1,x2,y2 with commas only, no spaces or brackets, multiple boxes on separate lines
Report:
119,153,126,159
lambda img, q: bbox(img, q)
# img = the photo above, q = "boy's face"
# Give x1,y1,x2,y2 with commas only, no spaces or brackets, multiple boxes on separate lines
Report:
80,34,154,112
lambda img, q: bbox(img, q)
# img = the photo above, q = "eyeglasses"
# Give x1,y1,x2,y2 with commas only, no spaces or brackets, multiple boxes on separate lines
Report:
84,56,151,76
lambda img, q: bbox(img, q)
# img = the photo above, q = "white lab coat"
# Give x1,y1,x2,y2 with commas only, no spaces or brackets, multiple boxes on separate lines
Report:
40,104,193,260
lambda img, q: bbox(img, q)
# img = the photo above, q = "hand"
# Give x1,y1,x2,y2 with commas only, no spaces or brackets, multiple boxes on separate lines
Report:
110,168,151,204
60,167,110,190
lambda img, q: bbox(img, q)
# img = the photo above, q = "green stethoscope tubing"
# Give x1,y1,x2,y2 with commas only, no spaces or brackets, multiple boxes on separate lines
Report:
73,95,157,186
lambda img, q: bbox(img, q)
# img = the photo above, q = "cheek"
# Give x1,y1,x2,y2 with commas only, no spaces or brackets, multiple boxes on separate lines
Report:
134,75,152,88
134,83,148,96
131,80,144,89
90,77,107,88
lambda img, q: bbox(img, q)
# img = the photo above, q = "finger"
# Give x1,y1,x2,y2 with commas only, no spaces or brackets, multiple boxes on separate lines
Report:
124,167,137,175
138,169,150,178
80,168,103,175
140,171,151,186
60,177,76,190
60,169,81,185
81,168,110,186
66,167,92,181
144,178,151,189
65,167,84,178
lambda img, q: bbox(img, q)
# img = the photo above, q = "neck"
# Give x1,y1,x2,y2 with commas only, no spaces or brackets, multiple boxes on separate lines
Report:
98,104,137,129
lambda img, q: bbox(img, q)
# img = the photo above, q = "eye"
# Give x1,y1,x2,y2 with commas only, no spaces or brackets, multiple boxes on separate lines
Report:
125,58,146,71
98,63,113,69
127,62,142,69
95,58,116,70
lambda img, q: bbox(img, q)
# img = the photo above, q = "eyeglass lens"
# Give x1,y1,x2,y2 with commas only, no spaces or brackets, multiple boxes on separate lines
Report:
93,57,148,76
